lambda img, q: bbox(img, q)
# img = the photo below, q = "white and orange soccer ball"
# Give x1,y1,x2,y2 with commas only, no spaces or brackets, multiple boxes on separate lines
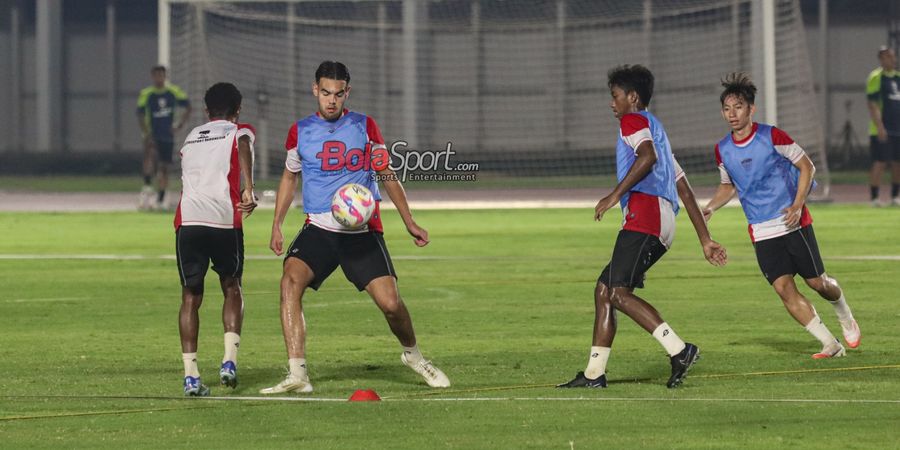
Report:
331,183,375,229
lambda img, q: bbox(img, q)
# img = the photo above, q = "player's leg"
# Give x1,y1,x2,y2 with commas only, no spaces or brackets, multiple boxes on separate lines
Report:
156,142,174,208
791,225,860,348
558,281,614,388
140,138,157,210
208,228,245,388
176,226,211,396
364,275,450,388
343,231,449,388
771,275,844,358
869,136,887,206
261,225,335,394
890,136,900,206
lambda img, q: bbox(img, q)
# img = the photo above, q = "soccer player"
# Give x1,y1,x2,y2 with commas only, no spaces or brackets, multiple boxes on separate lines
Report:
703,73,860,358
260,61,450,394
136,65,192,210
559,65,728,390
175,82,257,396
866,46,900,207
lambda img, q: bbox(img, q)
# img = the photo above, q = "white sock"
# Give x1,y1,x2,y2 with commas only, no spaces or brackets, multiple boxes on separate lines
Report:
223,332,240,363
182,352,200,378
804,315,838,347
828,293,854,325
289,358,308,379
584,346,611,379
402,345,424,364
652,323,686,356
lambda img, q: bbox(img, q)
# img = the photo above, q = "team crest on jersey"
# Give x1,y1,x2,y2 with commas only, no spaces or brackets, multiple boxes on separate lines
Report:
741,158,753,170
158,97,167,108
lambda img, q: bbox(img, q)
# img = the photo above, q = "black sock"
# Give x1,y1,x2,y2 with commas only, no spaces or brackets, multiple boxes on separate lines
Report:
892,183,899,199
158,190,165,203
871,186,879,201
144,175,152,185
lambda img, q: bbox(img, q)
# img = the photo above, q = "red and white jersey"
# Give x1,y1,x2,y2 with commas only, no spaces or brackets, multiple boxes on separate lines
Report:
715,124,810,242
174,120,255,230
618,156,684,250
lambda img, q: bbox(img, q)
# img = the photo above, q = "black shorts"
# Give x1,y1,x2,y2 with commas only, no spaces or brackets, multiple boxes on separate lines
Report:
753,225,825,285
870,135,900,162
176,226,244,288
156,140,175,164
598,230,668,289
285,224,396,291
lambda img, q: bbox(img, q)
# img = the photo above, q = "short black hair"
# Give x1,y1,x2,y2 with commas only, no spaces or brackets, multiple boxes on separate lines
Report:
205,82,242,118
607,65,654,107
719,72,757,105
878,45,893,57
151,65,166,74
315,61,350,84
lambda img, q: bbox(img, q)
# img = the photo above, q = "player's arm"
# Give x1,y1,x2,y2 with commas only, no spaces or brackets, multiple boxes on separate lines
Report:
271,124,302,255
135,92,151,143
772,128,815,228
595,141,655,221
867,72,887,142
703,183,737,222
677,174,727,266
173,86,192,132
270,168,299,256
377,167,429,247
237,135,257,217
782,153,815,228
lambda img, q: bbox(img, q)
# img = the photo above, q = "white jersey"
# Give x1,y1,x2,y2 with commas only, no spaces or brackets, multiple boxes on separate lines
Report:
175,120,255,229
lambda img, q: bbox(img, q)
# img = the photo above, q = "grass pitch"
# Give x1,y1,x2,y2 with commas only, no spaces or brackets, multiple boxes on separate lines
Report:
1,205,899,449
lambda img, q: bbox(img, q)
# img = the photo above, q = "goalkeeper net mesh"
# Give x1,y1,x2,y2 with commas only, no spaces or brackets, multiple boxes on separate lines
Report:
167,0,827,192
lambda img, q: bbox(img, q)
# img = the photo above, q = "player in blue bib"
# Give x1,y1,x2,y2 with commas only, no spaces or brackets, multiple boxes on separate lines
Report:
559,65,727,390
261,61,449,394
703,73,860,359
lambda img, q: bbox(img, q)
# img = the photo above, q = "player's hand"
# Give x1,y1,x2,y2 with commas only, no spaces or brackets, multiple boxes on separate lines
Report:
270,227,284,256
701,238,728,267
878,127,889,143
594,194,619,221
238,189,258,218
406,222,430,247
702,206,714,222
782,204,803,228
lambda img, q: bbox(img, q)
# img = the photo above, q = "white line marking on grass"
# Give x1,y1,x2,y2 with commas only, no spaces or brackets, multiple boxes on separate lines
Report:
5,254,899,262
0,254,480,261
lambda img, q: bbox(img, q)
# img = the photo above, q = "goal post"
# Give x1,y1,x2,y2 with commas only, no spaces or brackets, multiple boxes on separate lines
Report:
161,0,829,196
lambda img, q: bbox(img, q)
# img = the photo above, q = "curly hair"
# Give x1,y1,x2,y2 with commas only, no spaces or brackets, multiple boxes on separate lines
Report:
607,64,654,107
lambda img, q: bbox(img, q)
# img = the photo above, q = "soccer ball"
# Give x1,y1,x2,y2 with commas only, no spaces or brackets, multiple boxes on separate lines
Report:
331,183,375,229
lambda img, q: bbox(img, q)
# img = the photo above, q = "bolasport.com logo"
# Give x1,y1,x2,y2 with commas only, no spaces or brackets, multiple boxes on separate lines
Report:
315,140,479,183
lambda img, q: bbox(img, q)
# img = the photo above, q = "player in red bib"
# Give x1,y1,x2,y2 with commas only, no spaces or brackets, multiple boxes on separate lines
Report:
703,73,860,359
174,83,257,396
260,61,449,394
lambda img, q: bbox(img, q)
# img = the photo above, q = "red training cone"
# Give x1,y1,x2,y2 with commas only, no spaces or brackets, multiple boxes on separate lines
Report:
348,389,381,402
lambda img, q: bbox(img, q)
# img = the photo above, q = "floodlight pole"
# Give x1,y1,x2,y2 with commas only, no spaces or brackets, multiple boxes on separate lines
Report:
402,0,419,148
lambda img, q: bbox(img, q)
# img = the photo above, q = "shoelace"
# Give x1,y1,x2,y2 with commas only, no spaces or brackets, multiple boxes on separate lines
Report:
417,360,437,378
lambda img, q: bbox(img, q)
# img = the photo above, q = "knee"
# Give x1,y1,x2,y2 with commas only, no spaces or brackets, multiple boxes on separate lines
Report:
182,286,204,307
380,298,404,318
609,287,629,309
594,283,611,305
220,276,241,293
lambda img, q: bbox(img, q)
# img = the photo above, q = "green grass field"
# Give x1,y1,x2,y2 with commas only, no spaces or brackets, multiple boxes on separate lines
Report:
2,205,899,448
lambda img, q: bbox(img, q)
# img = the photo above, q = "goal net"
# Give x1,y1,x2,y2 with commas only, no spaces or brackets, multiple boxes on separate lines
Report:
164,0,828,193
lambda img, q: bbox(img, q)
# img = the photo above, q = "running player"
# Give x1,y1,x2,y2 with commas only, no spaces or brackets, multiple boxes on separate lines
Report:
175,82,257,396
260,61,449,394
703,72,860,359
559,65,727,390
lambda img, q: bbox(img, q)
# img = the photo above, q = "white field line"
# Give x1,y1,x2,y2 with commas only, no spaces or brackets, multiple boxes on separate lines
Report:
6,394,900,405
2,254,900,261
